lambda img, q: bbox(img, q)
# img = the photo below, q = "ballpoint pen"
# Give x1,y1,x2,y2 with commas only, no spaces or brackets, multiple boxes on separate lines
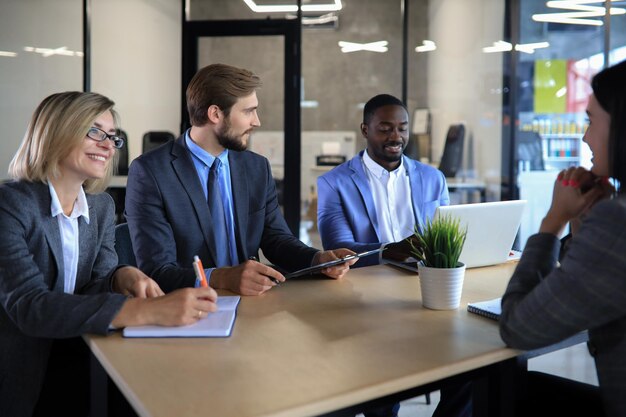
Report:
193,255,209,287
249,256,280,285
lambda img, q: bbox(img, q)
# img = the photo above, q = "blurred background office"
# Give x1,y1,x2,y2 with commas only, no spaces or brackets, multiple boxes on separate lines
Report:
1,0,625,248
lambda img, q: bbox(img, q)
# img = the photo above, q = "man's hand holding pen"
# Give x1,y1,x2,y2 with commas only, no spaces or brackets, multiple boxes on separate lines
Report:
210,259,285,296
312,249,358,280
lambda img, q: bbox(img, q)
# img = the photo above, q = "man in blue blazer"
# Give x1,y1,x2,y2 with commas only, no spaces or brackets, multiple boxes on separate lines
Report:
317,95,473,417
317,94,450,267
126,64,355,296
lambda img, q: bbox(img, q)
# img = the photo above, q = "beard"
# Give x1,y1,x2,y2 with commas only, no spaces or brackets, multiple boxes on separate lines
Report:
216,118,250,152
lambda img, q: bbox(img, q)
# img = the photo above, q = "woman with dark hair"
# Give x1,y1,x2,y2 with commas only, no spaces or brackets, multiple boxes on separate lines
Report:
499,59,626,417
0,91,218,417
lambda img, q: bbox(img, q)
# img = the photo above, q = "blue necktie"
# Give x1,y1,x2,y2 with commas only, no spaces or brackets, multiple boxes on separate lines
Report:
208,158,230,267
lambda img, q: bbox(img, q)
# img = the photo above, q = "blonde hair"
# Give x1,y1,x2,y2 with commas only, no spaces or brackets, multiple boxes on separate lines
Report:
9,91,119,194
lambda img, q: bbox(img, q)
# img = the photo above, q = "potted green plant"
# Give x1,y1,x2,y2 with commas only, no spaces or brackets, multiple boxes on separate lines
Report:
409,214,467,310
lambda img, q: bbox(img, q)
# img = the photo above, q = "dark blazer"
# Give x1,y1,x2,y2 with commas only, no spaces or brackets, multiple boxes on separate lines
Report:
0,181,126,417
317,151,449,267
500,197,626,417
125,136,318,292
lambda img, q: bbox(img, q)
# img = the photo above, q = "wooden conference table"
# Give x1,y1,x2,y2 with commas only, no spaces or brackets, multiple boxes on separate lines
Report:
85,261,542,417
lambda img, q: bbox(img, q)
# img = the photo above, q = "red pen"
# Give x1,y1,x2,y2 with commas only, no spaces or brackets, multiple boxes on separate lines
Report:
193,255,209,287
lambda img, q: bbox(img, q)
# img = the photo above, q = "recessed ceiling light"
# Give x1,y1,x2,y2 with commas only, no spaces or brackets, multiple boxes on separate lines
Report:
243,0,342,13
415,40,436,53
482,41,550,54
532,0,625,26
338,41,388,53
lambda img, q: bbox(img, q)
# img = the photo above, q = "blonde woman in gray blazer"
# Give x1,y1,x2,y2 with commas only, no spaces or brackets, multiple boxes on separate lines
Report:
0,92,218,417
500,60,626,417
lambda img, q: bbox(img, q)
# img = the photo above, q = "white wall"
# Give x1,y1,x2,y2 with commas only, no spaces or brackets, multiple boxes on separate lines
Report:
91,0,181,163
428,0,504,199
0,0,83,179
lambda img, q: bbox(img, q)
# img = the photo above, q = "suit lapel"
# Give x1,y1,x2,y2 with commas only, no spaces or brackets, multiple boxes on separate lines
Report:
171,137,221,264
229,152,249,260
405,157,424,232
349,153,381,241
77,199,96,290
35,185,64,291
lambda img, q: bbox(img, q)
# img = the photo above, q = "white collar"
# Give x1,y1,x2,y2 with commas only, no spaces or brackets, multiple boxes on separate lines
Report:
48,182,90,223
362,149,405,179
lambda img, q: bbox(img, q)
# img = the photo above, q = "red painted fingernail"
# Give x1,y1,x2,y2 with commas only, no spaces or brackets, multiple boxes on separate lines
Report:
562,179,570,186
569,180,580,187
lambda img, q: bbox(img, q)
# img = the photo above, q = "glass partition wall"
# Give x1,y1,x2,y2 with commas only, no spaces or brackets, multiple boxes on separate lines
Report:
2,0,621,250
185,0,507,245
513,0,626,247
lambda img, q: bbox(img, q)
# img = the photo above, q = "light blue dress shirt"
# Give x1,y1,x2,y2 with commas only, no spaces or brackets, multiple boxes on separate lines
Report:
185,131,239,282
48,182,90,294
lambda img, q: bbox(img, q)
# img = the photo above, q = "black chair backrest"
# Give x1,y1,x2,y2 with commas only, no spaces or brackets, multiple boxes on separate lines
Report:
116,129,129,175
115,223,136,267
516,131,545,171
142,131,175,154
439,124,465,178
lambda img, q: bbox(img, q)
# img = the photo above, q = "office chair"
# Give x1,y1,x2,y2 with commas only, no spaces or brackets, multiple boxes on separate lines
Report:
115,223,137,267
516,131,545,171
142,131,175,154
116,129,129,175
438,124,465,178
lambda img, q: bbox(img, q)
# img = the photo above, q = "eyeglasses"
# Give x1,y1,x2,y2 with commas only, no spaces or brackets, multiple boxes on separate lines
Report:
86,127,125,149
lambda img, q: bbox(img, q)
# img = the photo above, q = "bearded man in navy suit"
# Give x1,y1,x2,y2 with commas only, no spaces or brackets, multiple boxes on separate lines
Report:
125,63,355,295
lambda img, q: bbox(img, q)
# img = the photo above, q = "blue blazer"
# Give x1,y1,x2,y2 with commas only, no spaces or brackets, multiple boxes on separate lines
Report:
317,151,449,266
125,136,318,292
0,181,126,417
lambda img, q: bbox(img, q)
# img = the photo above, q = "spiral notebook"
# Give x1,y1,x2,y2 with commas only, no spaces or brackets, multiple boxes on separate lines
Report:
467,297,501,321
123,296,241,338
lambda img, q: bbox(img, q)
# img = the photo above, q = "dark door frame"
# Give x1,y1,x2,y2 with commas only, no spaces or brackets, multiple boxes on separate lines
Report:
181,18,302,235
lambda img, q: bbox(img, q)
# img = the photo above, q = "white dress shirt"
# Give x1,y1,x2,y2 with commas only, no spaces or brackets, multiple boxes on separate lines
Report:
48,183,90,294
362,150,415,243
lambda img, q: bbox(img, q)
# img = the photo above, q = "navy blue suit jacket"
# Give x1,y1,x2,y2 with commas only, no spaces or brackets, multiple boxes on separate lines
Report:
125,136,318,292
317,151,449,267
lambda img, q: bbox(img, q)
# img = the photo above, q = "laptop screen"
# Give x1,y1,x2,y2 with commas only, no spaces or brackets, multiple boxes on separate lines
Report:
434,200,526,268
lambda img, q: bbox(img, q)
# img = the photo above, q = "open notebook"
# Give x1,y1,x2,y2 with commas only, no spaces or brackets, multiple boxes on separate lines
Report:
123,296,241,338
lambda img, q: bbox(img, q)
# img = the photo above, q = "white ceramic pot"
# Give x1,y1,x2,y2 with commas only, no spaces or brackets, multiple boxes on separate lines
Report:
418,262,466,310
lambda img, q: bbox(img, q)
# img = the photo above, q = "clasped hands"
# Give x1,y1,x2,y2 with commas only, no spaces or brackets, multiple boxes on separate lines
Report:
540,167,614,236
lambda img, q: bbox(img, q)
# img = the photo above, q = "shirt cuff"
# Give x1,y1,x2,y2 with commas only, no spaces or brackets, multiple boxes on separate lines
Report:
195,268,215,287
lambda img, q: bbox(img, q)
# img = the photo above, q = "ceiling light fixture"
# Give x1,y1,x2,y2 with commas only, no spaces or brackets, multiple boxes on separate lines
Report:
0,50,17,57
415,40,436,52
532,0,625,26
23,46,84,57
243,0,342,13
482,41,550,54
338,41,388,53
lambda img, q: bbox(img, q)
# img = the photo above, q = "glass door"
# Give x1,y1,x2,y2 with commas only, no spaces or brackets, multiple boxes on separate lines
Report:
182,17,302,235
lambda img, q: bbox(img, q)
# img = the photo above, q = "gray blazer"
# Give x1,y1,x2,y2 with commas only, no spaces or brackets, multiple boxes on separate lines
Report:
500,197,626,417
0,181,127,417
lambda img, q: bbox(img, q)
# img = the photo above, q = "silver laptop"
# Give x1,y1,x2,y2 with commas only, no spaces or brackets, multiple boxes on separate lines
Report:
385,200,526,271
435,200,526,268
